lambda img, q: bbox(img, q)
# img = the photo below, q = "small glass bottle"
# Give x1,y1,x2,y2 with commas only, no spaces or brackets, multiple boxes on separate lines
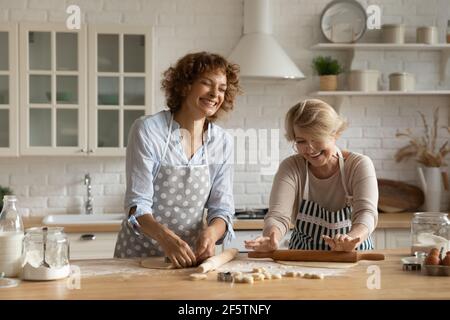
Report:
0,195,24,277
411,212,450,256
447,20,450,43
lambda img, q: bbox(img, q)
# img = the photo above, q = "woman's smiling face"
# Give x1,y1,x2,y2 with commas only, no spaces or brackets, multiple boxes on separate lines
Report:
293,126,337,167
183,70,227,118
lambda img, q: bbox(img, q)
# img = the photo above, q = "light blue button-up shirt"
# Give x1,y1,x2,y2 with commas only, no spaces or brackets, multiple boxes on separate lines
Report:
125,110,235,244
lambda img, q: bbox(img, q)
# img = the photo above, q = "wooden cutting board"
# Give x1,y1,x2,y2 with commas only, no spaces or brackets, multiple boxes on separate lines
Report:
377,179,424,213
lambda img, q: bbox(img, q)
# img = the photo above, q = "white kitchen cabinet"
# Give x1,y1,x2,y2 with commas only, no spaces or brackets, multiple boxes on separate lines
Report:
371,229,385,250
14,23,153,156
87,25,153,156
370,228,411,250
384,229,411,249
0,25,19,156
19,23,88,156
68,232,118,260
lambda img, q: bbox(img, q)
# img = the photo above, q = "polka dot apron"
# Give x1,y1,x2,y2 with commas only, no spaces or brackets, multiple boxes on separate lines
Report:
114,115,211,258
288,148,374,251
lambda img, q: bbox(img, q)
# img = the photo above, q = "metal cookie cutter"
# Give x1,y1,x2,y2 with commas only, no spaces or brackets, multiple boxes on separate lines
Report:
217,272,233,282
401,252,426,271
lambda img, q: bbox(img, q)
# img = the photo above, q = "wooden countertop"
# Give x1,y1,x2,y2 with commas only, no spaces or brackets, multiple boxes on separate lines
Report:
23,213,415,233
1,249,449,300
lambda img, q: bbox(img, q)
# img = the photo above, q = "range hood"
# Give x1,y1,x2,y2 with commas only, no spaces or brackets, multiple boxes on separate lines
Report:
228,0,305,80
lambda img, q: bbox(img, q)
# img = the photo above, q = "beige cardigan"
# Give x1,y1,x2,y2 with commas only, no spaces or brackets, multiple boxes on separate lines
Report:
263,152,379,239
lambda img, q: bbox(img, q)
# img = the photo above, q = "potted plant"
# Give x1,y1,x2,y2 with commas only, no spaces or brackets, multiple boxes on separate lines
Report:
0,186,13,211
312,55,343,91
395,108,450,211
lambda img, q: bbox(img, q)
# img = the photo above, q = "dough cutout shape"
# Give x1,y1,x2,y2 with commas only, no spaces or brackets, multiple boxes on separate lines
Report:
276,260,357,269
140,257,175,269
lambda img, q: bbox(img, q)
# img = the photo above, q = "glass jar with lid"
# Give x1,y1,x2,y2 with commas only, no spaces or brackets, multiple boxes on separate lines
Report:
411,212,450,255
22,227,70,281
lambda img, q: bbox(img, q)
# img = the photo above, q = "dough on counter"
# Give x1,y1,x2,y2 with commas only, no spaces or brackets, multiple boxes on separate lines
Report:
140,257,175,269
251,273,265,281
311,273,325,279
242,276,254,284
140,257,196,270
262,272,272,280
284,271,298,277
189,273,207,281
276,260,357,269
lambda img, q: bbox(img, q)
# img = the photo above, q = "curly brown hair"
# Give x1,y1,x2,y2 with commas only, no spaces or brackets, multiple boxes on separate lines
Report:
161,51,242,122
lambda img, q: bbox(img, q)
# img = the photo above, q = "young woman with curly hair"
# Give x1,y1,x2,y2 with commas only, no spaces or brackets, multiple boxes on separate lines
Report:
114,52,241,268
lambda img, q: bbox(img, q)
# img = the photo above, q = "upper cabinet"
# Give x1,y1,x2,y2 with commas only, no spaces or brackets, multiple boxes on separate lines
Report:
88,26,153,156
0,25,19,156
14,23,153,157
19,23,87,156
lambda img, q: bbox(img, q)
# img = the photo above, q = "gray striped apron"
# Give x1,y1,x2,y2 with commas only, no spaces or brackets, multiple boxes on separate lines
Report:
289,148,374,251
114,114,211,258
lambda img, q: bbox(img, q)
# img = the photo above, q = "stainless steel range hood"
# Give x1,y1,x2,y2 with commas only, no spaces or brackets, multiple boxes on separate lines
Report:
228,0,305,80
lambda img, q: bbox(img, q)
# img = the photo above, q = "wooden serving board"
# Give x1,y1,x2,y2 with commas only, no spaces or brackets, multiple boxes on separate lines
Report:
377,179,424,213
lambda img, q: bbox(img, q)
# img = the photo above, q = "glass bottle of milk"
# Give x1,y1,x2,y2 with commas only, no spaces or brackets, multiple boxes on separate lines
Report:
0,195,24,277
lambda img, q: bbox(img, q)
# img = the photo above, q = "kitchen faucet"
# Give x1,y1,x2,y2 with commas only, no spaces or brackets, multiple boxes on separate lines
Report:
84,173,93,215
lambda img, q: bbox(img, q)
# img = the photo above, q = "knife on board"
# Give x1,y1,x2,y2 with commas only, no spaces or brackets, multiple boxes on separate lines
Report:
248,250,385,262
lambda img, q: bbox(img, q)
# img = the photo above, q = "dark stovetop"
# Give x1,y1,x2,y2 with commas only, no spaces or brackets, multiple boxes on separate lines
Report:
234,208,268,219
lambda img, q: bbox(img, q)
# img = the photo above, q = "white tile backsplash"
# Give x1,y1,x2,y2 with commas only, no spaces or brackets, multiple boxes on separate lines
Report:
0,0,448,215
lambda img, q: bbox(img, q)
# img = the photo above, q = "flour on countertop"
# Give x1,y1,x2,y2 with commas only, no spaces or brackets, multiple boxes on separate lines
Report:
75,257,348,277
217,257,347,276
76,259,190,277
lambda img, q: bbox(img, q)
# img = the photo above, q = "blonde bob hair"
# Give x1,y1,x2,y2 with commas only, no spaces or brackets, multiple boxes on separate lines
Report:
285,99,347,142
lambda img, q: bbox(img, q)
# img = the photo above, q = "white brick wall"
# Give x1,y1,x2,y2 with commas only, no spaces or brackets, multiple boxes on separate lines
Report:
0,0,448,215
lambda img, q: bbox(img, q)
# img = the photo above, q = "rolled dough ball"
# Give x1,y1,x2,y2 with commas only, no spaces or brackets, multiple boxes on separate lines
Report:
284,271,297,277
242,275,254,284
263,272,272,280
189,273,207,281
251,273,265,281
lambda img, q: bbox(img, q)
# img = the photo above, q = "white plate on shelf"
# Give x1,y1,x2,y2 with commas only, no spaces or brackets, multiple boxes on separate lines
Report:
320,0,367,43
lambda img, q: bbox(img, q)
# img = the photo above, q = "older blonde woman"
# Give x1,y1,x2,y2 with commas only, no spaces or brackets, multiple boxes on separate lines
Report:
245,99,378,252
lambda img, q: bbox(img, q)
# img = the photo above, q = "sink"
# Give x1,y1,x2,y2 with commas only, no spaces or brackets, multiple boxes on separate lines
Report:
42,213,125,226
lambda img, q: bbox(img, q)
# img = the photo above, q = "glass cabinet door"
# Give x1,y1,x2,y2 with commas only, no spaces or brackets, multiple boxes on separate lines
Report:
20,24,87,155
89,26,152,156
0,26,18,156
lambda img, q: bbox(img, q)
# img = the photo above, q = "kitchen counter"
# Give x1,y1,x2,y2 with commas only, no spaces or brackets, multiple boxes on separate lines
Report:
23,213,416,233
1,249,449,300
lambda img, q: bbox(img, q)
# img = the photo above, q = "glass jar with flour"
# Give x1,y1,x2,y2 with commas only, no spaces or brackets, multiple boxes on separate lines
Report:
22,227,70,281
411,212,450,255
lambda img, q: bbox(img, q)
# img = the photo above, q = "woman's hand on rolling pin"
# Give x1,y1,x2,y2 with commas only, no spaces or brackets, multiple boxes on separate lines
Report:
244,233,279,252
322,234,360,252
195,228,217,264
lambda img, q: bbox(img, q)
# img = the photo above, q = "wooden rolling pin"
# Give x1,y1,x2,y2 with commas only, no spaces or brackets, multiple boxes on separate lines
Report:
196,248,239,273
248,250,385,262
